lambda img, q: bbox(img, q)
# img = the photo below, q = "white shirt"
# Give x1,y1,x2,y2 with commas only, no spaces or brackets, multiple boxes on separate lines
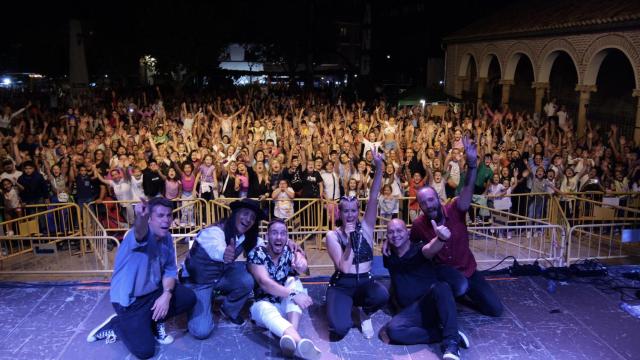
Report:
361,139,382,157
321,171,340,200
0,171,23,185
107,179,133,202
130,176,145,201
544,102,557,117
195,226,264,262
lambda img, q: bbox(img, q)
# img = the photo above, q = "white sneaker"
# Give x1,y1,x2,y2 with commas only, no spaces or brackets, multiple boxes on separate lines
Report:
155,322,174,344
279,335,296,357
188,222,196,227
361,318,375,339
526,231,532,239
507,231,512,240
87,314,117,343
6,230,14,236
296,338,321,360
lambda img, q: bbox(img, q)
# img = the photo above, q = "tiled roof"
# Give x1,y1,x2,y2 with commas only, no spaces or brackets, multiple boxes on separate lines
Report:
444,0,640,43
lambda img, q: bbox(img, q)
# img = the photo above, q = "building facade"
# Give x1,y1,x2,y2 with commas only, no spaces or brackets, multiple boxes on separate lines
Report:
443,1,640,142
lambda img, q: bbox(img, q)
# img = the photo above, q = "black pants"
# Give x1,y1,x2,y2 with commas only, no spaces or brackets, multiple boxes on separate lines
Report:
325,272,389,340
436,266,503,317
111,284,196,359
386,282,458,345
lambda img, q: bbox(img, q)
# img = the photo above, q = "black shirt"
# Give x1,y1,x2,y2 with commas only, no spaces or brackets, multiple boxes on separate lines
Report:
383,242,437,308
286,166,303,193
142,168,164,198
301,170,323,198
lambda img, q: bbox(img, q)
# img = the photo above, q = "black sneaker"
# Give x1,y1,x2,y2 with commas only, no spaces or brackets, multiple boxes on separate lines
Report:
86,314,117,344
458,330,470,349
220,309,245,326
155,322,174,344
442,340,461,360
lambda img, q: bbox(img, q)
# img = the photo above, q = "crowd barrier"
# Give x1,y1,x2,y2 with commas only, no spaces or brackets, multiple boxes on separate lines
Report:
0,236,120,277
1,190,638,277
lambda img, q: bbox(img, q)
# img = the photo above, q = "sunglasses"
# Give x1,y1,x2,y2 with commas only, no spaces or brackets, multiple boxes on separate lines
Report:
339,195,358,202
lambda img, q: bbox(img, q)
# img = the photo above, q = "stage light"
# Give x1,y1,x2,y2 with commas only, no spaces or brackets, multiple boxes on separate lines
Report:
1,78,11,86
386,54,391,59
439,80,444,85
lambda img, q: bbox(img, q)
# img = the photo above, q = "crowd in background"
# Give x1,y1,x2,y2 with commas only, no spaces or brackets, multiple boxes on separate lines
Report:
1,85,639,231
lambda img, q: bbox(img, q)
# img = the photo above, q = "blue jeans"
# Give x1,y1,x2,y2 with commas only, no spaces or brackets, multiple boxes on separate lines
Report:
185,262,254,339
436,265,503,317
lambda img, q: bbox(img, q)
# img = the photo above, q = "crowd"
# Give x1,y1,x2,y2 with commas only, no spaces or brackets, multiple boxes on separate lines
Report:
1,87,639,232
3,85,638,360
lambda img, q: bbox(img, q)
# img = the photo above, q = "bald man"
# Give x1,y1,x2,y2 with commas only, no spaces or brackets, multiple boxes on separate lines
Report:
410,137,503,317
383,219,468,360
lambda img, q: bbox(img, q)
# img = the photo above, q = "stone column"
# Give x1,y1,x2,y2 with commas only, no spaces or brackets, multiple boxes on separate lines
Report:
531,82,549,115
499,79,515,107
476,77,487,113
575,84,597,138
633,89,640,144
455,76,467,99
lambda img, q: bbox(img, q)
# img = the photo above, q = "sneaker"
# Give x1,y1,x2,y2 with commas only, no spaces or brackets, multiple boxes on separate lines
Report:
279,335,296,357
507,231,512,240
87,314,117,343
220,309,245,326
296,338,321,360
458,330,470,349
526,231,532,239
442,340,461,360
155,322,174,345
360,318,374,339
6,230,14,236
188,221,196,227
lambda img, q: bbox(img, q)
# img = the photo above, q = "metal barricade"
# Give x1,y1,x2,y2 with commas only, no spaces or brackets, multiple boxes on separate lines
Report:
0,236,120,277
85,199,208,237
0,203,82,259
567,222,640,264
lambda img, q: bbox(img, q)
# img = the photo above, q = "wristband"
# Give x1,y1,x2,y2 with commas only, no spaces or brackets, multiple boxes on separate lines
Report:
438,237,447,243
163,287,174,294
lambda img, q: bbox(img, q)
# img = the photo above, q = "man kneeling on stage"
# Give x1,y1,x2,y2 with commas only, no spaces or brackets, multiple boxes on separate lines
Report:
384,219,469,360
87,197,196,359
247,219,321,360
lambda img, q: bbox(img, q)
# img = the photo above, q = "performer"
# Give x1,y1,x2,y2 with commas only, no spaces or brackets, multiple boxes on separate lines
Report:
181,198,265,339
384,218,469,360
326,147,389,340
247,219,321,360
411,136,503,317
86,197,196,359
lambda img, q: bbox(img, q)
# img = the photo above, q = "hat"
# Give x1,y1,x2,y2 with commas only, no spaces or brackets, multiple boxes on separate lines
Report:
229,198,267,222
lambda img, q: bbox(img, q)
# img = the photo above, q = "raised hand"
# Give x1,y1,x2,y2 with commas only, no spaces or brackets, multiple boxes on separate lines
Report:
462,135,477,167
372,146,385,167
134,198,149,218
431,219,451,242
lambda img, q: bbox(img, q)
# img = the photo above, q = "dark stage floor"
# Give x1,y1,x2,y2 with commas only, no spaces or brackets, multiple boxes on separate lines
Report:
1,268,639,360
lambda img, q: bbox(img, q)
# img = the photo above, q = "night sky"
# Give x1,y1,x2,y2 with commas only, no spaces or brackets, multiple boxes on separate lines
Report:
3,0,511,80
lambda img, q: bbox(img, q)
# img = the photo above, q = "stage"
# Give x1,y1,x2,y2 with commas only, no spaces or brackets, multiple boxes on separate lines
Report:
0,268,638,360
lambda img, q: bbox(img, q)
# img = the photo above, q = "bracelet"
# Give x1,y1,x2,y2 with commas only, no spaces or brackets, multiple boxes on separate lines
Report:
163,288,174,294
